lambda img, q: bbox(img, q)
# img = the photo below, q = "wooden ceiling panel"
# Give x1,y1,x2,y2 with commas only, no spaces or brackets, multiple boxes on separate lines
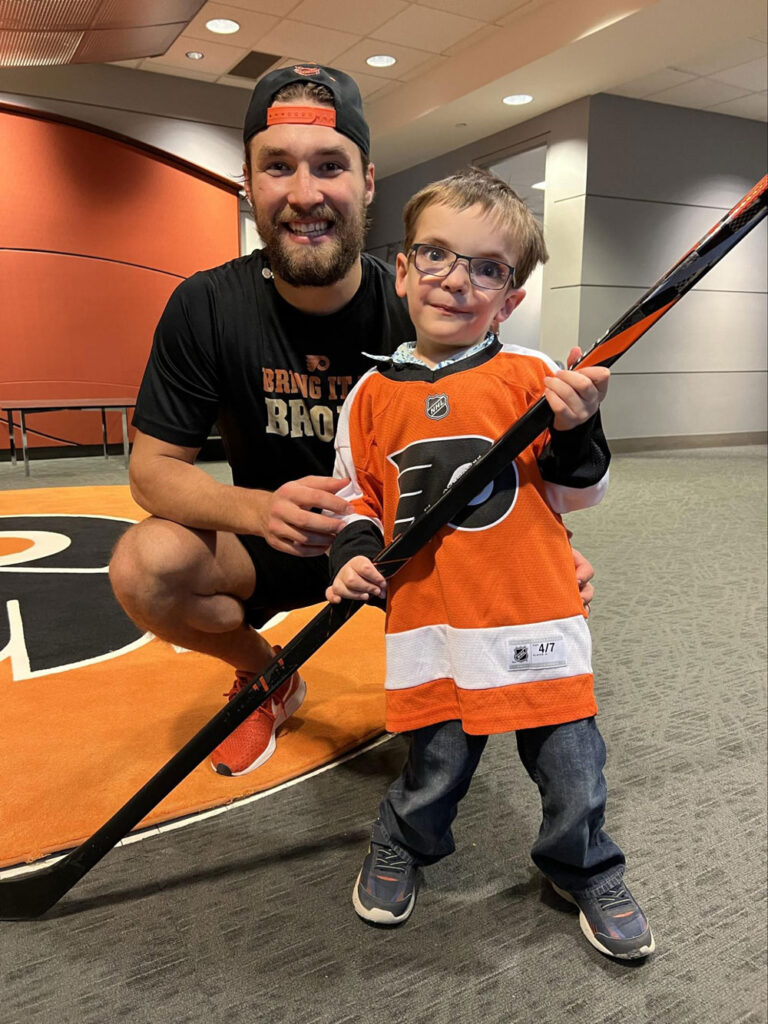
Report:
0,0,207,65
0,1,101,31
73,23,192,63
92,0,208,29
0,29,82,65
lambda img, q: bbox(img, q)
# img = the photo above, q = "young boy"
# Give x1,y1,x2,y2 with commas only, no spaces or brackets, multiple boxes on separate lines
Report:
326,167,654,961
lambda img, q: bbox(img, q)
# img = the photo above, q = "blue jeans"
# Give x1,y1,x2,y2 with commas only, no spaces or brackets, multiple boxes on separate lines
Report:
378,717,626,897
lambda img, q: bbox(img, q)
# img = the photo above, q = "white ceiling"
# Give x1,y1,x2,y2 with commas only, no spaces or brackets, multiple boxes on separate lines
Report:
4,0,766,177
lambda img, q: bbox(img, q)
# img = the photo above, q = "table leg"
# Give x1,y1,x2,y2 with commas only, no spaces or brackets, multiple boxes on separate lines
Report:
101,408,108,458
6,409,17,465
121,408,129,467
20,410,30,477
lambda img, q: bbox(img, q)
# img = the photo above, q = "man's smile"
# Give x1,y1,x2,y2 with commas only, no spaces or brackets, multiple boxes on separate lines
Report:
283,219,333,239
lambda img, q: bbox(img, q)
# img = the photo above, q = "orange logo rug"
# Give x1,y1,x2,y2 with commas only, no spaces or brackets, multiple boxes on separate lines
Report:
0,486,386,868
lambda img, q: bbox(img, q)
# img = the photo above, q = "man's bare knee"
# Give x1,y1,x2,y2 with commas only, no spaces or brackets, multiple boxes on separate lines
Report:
112,518,199,590
110,518,255,627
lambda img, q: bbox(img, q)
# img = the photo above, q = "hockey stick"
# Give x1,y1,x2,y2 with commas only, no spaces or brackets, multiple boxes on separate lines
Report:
1,175,764,920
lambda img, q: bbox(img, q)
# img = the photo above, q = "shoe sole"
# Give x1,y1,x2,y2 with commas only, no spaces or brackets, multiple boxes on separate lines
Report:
211,676,306,777
352,871,415,926
549,880,656,960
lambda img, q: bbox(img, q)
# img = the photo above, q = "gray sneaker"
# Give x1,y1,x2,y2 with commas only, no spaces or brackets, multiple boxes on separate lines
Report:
550,880,655,960
352,823,417,925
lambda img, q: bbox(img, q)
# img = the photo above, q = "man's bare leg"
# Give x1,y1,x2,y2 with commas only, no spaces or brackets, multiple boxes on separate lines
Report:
109,517,275,674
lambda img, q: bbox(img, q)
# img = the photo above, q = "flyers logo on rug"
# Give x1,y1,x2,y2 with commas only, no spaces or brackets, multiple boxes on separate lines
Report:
0,514,147,679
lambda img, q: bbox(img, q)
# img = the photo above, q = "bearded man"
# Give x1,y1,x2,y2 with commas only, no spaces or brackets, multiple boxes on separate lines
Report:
110,65,594,777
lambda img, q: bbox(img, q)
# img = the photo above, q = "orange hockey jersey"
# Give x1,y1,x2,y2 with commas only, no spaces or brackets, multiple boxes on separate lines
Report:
331,340,610,735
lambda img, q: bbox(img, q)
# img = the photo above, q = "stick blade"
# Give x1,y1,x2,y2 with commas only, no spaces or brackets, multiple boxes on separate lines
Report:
0,860,81,920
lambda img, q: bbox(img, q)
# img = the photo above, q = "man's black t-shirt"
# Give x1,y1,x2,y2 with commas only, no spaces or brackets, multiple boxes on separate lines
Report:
133,250,413,490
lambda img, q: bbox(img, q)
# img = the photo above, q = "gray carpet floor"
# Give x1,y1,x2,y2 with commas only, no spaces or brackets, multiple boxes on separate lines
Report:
0,446,765,1024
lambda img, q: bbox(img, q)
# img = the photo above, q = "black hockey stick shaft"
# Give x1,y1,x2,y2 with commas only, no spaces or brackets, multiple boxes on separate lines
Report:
1,176,764,920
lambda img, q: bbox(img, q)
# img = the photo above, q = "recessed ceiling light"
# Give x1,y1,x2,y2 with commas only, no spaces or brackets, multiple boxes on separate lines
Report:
366,54,396,68
205,18,240,34
185,50,204,60
502,93,533,106
531,181,546,190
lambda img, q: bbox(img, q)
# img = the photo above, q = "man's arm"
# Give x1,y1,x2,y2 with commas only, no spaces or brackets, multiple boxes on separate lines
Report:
129,431,351,555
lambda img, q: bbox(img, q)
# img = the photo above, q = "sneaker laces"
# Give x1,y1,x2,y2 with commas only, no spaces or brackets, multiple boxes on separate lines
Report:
223,672,252,701
372,844,412,878
595,885,636,916
223,673,282,722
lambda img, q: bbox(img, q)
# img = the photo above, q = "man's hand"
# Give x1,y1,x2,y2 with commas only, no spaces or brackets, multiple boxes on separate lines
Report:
326,556,388,604
261,476,353,556
571,545,594,612
544,346,610,431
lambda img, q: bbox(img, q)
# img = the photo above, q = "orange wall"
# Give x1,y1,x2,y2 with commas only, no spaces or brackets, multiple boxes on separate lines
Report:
0,106,240,450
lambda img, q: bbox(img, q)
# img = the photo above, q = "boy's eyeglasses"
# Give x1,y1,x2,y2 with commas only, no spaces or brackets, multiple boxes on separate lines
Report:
409,243,516,290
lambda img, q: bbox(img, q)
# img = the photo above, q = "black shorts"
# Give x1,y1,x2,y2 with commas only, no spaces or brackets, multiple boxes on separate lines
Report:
237,534,330,628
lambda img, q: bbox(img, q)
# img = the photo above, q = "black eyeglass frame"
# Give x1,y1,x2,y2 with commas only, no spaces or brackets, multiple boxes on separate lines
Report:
408,243,516,290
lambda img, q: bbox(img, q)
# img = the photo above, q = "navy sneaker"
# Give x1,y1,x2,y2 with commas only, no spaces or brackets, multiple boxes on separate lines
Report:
550,880,655,960
353,823,418,925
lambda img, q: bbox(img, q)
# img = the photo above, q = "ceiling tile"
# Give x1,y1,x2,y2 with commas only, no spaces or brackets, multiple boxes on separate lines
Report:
288,0,409,37
364,79,403,104
495,0,551,29
397,53,446,81
329,67,404,98
710,57,767,92
253,18,360,63
650,77,753,110
185,3,279,48
216,72,260,88
370,5,487,55
333,38,436,79
608,67,696,99
670,37,767,76
707,90,767,121
418,0,520,20
221,0,305,15
144,32,249,74
443,24,497,57
137,60,221,82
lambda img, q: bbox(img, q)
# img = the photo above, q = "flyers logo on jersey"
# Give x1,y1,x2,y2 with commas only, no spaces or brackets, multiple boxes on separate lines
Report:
388,436,518,533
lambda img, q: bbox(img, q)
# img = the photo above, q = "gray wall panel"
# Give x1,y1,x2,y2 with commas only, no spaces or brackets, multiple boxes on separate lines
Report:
585,94,767,206
582,95,766,441
601,371,767,439
582,197,767,292
579,288,768,374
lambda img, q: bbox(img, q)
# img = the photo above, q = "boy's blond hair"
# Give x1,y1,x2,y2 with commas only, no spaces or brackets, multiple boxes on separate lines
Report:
402,166,548,287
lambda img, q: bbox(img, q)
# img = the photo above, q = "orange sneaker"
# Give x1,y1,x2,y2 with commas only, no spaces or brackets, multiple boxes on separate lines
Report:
210,654,306,776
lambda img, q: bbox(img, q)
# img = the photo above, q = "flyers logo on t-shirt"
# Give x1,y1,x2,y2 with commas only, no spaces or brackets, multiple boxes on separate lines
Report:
388,435,518,533
306,355,330,372
0,514,147,679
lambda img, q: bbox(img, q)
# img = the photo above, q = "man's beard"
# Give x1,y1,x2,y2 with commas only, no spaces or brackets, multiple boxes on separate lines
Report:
256,201,369,287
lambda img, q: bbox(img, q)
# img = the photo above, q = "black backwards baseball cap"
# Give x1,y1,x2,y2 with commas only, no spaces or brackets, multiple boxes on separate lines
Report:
243,63,370,156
